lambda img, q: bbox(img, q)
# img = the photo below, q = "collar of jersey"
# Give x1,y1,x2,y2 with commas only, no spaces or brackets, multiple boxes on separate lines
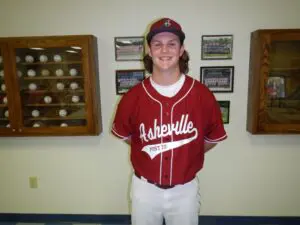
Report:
150,74,185,98
143,74,194,104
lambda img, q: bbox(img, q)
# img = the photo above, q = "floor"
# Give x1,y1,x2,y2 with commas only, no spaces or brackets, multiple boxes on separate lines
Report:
0,223,125,225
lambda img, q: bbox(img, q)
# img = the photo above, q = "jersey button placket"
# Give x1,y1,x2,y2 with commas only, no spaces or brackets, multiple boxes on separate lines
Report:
165,102,170,116
163,102,171,142
165,136,171,142
162,101,172,184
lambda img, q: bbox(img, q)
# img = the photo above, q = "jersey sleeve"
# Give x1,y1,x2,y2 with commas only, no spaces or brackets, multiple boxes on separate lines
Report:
203,91,227,143
111,94,135,140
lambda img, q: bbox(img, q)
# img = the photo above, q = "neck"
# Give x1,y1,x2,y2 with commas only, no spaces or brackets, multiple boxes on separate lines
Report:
152,67,181,86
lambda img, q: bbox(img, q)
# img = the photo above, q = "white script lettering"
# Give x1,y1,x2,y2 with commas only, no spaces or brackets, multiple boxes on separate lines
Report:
139,114,195,142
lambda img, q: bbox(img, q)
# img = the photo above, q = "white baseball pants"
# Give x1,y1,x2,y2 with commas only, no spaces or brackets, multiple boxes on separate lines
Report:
130,174,200,225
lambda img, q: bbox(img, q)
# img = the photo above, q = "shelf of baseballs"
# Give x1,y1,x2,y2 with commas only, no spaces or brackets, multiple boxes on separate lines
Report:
24,89,84,94
0,35,101,135
23,76,83,80
25,103,85,107
28,116,86,121
20,61,82,65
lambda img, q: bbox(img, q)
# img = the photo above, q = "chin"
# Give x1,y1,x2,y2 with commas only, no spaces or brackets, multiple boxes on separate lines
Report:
159,65,178,72
155,63,176,71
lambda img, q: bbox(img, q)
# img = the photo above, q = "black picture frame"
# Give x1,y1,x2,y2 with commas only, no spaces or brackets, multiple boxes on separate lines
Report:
200,66,234,93
217,101,230,124
114,36,145,61
115,69,145,95
201,35,233,60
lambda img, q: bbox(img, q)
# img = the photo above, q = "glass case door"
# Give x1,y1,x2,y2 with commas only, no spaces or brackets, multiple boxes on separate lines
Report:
0,43,15,133
264,33,300,132
10,40,90,134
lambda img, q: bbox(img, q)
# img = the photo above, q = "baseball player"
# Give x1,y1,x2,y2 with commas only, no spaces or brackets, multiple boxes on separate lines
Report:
111,18,227,225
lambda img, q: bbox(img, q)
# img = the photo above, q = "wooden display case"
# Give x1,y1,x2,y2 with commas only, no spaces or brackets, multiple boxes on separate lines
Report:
247,29,300,134
0,35,102,136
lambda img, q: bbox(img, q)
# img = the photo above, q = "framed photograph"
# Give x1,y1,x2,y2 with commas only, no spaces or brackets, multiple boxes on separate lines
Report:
267,75,285,98
201,35,233,60
114,36,145,61
218,101,230,124
115,69,145,95
200,66,234,93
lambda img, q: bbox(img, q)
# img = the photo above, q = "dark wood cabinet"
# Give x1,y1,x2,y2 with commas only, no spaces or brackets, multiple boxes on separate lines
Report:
247,29,300,134
0,35,102,136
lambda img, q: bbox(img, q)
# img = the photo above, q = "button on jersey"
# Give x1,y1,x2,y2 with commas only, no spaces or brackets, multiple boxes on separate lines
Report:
112,75,227,186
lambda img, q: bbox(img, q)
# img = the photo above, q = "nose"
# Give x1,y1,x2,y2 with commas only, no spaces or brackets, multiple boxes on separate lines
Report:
161,44,168,52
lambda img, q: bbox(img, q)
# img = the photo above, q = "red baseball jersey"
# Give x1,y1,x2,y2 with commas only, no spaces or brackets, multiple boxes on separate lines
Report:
112,75,227,186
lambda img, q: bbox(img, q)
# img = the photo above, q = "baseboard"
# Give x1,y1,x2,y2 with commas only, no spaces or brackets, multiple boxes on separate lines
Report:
0,214,130,224
0,213,299,225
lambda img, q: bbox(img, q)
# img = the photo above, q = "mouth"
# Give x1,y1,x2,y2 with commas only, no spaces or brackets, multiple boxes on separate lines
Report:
159,56,172,61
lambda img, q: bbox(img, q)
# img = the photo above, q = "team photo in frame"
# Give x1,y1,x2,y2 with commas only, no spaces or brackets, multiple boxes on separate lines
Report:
201,35,233,60
114,36,145,61
200,66,234,93
115,69,145,95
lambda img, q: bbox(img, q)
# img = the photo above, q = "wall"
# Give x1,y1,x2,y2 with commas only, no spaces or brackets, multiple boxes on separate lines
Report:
0,0,299,216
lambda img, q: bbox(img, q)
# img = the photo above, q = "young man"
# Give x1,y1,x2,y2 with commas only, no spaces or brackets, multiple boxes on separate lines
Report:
111,18,227,225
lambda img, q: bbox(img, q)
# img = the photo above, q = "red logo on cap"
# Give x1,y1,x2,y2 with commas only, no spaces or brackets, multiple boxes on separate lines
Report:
164,19,171,27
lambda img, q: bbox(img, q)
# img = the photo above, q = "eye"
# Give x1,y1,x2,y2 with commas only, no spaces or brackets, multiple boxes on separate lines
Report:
152,42,162,48
168,42,177,47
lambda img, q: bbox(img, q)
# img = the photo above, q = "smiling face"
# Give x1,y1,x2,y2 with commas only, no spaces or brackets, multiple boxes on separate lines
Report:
149,32,184,75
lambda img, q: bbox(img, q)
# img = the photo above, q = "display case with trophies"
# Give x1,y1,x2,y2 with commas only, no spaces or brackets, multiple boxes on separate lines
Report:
247,29,300,134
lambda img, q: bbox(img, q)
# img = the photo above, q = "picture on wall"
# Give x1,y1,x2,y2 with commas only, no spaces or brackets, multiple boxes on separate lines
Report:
200,66,234,92
267,75,285,98
218,101,230,124
201,35,233,60
115,69,145,95
114,36,145,61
